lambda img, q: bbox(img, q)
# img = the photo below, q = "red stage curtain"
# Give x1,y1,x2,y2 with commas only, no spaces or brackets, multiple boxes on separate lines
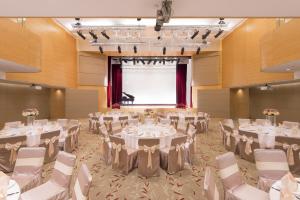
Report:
176,64,187,108
107,57,112,108
112,64,122,105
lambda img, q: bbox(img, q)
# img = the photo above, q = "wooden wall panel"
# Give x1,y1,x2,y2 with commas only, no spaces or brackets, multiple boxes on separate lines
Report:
222,19,293,88
193,52,220,86
261,19,300,70
5,18,77,88
230,88,250,119
49,88,65,119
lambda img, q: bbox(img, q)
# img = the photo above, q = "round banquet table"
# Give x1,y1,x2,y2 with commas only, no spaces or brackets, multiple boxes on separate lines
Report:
120,123,177,149
6,180,20,200
269,178,300,200
239,124,300,149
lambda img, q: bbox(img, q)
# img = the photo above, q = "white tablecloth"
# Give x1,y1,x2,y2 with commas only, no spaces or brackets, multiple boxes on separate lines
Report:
120,123,177,149
239,124,300,148
6,180,20,200
269,178,300,200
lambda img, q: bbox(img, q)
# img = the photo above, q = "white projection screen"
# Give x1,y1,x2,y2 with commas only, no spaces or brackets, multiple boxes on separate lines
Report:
122,64,176,104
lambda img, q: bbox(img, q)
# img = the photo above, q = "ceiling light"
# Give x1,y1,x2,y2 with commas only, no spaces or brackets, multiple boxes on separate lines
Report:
176,58,180,65
191,30,199,39
196,47,201,55
137,59,140,64
137,18,142,21
153,60,157,65
214,29,224,38
89,30,98,40
163,47,166,55
118,45,121,54
148,59,152,64
181,47,184,55
74,18,81,27
202,29,211,40
101,31,110,40
119,58,122,64
259,84,272,91
123,59,128,63
99,46,104,54
141,60,145,65
157,36,161,40
159,60,162,64
134,45,137,54
286,68,291,71
31,84,42,90
133,58,136,65
76,31,86,40
163,59,165,65
219,17,226,25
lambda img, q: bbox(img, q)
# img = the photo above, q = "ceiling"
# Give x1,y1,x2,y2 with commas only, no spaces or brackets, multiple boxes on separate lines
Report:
56,18,244,54
0,0,300,17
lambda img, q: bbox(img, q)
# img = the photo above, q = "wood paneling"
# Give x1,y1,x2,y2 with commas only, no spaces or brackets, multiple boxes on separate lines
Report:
49,88,65,119
0,19,41,69
193,52,220,86
222,19,293,88
261,19,300,70
5,18,77,88
230,88,250,119
77,86,107,112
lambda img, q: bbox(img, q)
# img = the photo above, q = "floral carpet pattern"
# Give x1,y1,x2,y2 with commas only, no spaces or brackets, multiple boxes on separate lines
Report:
42,118,258,200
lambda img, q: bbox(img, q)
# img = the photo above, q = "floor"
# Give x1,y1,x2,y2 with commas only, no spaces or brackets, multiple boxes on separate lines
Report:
42,118,258,200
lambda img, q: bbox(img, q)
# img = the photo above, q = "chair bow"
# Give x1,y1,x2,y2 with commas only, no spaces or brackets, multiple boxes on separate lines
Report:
242,135,253,155
91,120,97,130
104,120,112,132
112,142,122,165
99,136,107,156
70,131,77,149
225,131,231,146
45,136,58,156
140,145,157,169
5,142,22,164
282,143,300,166
175,144,185,166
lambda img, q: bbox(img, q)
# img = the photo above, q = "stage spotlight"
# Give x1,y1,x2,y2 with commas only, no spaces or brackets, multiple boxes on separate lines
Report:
119,58,122,64
123,59,128,63
157,36,161,40
99,46,104,54
202,29,211,40
134,45,137,54
141,60,145,65
76,31,86,40
147,59,152,64
133,58,136,65
137,59,140,64
196,47,201,55
137,18,142,21
159,59,162,64
191,30,199,39
219,17,226,25
181,47,184,55
176,58,180,65
214,29,224,38
153,60,157,65
163,59,165,65
74,18,81,27
118,46,121,54
89,30,98,40
163,47,166,55
101,31,110,40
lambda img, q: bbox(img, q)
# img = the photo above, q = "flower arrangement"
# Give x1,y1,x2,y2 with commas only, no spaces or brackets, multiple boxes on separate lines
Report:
22,108,39,117
263,108,280,116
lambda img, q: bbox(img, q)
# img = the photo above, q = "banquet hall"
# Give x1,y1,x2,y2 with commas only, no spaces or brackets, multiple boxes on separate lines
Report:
1,0,300,199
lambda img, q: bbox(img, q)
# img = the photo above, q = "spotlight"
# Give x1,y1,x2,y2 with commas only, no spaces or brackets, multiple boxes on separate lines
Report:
31,84,42,90
123,59,128,63
119,58,122,64
202,29,211,40
134,46,137,54
99,46,104,54
141,60,145,65
214,29,224,38
157,36,161,40
147,59,152,64
191,30,199,39
196,47,201,55
137,18,142,21
76,31,86,40
181,47,184,55
74,18,81,27
219,18,225,25
133,58,136,65
176,58,180,65
137,59,140,64
153,60,157,65
101,31,110,40
163,59,165,65
163,47,166,55
89,30,98,40
159,60,162,64
118,46,121,54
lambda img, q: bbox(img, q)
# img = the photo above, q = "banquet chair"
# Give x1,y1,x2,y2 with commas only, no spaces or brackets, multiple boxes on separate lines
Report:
223,125,239,154
39,130,60,164
109,136,138,175
88,114,93,131
119,116,129,128
91,117,99,133
103,117,113,133
185,125,197,164
21,151,76,200
64,125,79,153
169,116,179,129
274,136,300,173
159,118,171,125
255,119,268,126
160,136,187,174
219,121,226,146
204,167,220,200
128,119,139,126
99,124,108,136
70,164,92,200
254,149,289,192
4,121,23,129
95,112,102,117
177,121,188,135
11,147,46,192
144,117,155,124
99,127,111,165
57,119,69,130
93,121,101,135
34,119,48,126
0,135,27,173
216,152,268,200
238,118,251,127
195,117,207,133
138,138,160,177
111,121,122,135
131,114,139,119
282,121,299,129
238,130,259,162
223,119,234,129
185,117,195,128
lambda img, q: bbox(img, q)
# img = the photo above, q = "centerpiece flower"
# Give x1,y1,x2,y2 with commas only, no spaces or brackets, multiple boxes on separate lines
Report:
22,108,39,125
263,108,279,126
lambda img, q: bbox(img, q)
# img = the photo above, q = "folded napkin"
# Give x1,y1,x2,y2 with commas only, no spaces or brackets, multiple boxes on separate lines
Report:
280,172,298,200
0,171,10,199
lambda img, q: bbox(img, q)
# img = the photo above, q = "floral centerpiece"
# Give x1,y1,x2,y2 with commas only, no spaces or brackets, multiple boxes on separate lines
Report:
263,108,279,126
22,108,39,125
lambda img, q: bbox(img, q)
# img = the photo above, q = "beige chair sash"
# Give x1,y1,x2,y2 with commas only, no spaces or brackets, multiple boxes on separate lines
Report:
120,120,128,127
282,143,300,166
170,143,185,166
70,130,77,149
242,135,254,155
91,120,97,130
111,142,125,165
4,142,22,164
225,131,231,146
138,145,159,169
104,120,112,130
99,136,110,156
44,136,58,156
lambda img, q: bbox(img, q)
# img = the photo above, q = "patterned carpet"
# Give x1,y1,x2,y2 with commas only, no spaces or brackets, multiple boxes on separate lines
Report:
42,118,258,200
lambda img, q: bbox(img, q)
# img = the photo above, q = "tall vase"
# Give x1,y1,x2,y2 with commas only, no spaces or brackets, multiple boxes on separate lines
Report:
266,115,276,126
27,116,35,126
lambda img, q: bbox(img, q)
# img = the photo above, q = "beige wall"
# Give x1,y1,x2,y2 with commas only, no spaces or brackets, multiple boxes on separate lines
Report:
230,88,250,119
49,88,65,119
